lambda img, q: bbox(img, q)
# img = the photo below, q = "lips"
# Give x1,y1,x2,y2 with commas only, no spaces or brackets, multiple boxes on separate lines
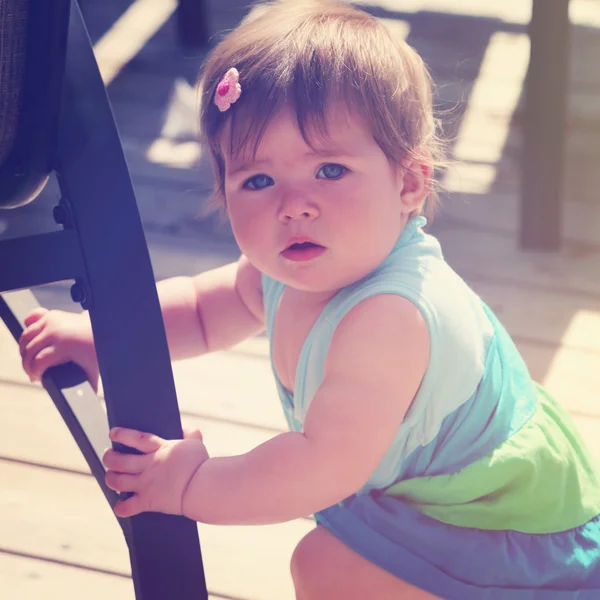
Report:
283,235,321,249
281,236,326,262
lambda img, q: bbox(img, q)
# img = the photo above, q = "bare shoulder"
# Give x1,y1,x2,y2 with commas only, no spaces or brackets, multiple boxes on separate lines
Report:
325,294,430,389
302,294,431,492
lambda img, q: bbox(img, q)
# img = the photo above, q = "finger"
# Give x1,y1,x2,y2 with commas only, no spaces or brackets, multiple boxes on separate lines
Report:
113,493,146,518
182,427,203,441
27,346,69,382
102,448,148,474
22,333,59,377
105,470,139,493
23,308,48,328
109,428,163,453
19,318,46,359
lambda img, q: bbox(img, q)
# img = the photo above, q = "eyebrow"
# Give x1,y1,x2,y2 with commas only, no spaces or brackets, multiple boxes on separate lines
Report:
226,148,351,178
227,159,272,178
306,147,349,159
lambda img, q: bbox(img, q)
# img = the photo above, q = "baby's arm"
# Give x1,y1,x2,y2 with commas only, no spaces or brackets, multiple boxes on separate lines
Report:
20,255,264,382
181,293,430,524
161,254,264,360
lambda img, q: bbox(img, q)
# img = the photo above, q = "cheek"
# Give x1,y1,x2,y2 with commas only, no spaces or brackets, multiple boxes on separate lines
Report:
335,183,403,247
227,198,270,249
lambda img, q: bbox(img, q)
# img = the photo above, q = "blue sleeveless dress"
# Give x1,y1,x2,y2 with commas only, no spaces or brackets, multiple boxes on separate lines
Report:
261,216,600,599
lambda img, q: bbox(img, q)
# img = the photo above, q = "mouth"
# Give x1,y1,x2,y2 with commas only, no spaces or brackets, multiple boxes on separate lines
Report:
287,241,320,250
281,240,326,262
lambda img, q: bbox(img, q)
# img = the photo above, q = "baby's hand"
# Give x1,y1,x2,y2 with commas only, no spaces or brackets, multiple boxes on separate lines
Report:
103,426,208,519
19,308,99,391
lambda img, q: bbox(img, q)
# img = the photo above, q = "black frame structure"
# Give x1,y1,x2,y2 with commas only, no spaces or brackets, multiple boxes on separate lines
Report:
0,1,207,598
176,0,211,49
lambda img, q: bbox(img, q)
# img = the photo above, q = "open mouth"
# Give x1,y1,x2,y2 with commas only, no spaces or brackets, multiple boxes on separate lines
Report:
287,241,321,250
281,241,326,262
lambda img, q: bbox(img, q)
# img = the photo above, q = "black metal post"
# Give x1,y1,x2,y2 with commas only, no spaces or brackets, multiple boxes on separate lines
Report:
520,0,570,250
52,2,208,598
0,230,83,293
176,0,211,49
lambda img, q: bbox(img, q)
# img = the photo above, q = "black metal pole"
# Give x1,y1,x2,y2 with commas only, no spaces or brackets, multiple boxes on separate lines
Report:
0,231,83,293
520,0,570,250
54,2,208,598
176,0,211,50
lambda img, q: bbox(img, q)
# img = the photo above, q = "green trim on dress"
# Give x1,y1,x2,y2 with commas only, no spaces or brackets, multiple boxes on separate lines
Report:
385,385,600,534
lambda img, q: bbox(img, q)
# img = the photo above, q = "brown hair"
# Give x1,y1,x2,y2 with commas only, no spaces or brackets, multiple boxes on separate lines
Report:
198,0,445,218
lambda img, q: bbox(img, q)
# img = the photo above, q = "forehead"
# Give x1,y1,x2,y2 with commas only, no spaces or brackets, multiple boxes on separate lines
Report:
220,103,374,167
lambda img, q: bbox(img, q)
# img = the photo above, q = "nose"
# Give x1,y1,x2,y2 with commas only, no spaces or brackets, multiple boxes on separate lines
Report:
277,191,319,222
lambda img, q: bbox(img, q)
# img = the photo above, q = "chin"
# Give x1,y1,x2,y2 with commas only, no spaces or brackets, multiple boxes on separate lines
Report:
262,254,381,292
266,266,329,292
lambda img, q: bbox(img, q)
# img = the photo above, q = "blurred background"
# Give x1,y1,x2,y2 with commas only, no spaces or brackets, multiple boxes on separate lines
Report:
2,1,600,299
1,1,600,599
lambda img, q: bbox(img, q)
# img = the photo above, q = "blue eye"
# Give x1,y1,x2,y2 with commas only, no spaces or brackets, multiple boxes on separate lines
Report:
317,164,347,180
243,174,273,191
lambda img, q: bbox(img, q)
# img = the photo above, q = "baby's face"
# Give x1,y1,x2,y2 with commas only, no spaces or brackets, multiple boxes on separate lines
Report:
223,105,412,294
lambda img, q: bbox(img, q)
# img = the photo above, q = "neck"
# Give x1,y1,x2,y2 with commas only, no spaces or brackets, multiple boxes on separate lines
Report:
286,286,338,309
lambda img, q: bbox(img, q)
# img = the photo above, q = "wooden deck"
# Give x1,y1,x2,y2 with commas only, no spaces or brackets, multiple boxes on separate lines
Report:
1,1,600,598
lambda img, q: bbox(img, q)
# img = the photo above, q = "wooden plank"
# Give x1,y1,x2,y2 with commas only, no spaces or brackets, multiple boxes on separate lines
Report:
0,374,282,474
0,551,234,600
0,319,287,436
0,343,310,600
514,338,600,418
2,377,598,600
523,339,600,419
0,309,308,600
571,415,600,464
0,552,135,600
0,460,311,600
0,341,28,385
468,281,600,354
171,348,287,432
462,280,600,416
0,552,242,600
435,224,600,293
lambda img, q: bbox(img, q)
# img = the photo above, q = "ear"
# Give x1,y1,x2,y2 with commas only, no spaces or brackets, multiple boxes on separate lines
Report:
398,159,432,214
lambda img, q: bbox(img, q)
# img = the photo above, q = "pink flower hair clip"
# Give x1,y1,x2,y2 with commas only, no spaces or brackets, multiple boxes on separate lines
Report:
214,67,242,112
